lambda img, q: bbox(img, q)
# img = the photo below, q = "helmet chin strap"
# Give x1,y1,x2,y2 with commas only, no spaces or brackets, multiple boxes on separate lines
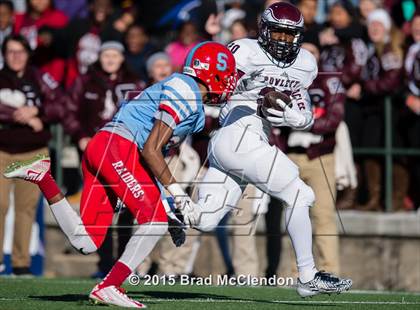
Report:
258,40,298,69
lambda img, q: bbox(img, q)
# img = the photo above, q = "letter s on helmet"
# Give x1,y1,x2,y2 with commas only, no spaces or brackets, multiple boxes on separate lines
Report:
183,41,238,105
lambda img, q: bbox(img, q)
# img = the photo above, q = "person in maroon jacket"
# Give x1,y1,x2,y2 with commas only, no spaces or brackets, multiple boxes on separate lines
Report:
319,0,368,89
0,34,65,275
318,1,369,210
282,40,345,275
348,9,404,211
64,41,145,152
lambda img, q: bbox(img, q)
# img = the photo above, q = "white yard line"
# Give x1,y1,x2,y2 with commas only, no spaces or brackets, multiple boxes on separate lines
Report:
0,278,93,284
143,299,420,305
1,297,420,305
244,286,420,296
349,289,420,296
2,278,420,297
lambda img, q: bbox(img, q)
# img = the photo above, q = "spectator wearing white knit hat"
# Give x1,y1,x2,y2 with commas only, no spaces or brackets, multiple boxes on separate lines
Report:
352,8,406,211
367,8,393,42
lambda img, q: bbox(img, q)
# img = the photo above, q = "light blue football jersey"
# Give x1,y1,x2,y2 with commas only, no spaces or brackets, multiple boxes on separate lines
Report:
103,73,205,151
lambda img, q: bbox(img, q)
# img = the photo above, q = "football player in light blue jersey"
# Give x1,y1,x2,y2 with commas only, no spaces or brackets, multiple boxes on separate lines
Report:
104,72,206,152
3,41,237,308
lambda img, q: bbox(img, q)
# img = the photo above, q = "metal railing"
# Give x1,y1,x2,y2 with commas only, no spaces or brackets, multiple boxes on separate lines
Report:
353,97,420,211
49,124,64,189
49,97,420,212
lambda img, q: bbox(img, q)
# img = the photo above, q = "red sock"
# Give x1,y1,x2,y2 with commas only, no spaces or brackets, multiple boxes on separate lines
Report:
38,173,61,201
99,261,132,289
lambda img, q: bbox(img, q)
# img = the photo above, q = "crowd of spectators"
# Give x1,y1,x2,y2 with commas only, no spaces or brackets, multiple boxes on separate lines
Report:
1,0,420,277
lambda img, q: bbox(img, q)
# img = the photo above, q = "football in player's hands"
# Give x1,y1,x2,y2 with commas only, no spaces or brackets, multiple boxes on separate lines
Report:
259,90,292,118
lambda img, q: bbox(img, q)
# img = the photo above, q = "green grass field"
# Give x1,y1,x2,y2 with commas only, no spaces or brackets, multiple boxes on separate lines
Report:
0,277,420,310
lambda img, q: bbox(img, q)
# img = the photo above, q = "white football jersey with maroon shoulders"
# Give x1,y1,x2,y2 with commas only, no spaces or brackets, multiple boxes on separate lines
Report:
220,38,318,136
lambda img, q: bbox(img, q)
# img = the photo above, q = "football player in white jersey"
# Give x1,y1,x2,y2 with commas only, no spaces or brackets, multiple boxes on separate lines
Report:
183,2,352,297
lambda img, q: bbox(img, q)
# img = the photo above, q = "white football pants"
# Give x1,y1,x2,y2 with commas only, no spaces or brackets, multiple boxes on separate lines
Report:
196,120,317,281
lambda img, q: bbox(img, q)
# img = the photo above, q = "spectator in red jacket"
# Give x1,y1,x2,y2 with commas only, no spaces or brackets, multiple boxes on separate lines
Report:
55,0,133,89
0,34,65,276
14,0,68,83
64,41,145,152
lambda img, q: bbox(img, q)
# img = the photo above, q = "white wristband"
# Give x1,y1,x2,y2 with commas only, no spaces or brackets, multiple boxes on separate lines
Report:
166,183,187,198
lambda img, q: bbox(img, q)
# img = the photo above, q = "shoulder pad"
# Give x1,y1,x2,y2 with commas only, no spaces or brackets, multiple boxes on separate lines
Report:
295,48,318,73
228,38,258,58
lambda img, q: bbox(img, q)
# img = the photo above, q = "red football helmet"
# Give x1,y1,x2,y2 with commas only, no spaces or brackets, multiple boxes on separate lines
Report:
183,41,237,105
259,2,304,67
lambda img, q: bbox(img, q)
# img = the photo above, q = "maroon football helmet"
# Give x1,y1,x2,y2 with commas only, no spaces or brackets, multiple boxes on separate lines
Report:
259,2,304,67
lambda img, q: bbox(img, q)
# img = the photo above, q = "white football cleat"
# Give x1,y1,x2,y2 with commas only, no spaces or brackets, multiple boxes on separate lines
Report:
297,271,352,297
3,154,50,183
89,284,146,308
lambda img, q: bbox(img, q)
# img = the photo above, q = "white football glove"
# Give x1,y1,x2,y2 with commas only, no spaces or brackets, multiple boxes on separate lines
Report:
234,69,266,94
266,98,313,130
166,183,199,227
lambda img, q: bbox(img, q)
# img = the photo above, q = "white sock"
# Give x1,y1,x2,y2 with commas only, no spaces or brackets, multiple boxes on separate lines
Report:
119,222,168,270
285,205,317,283
50,198,97,254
